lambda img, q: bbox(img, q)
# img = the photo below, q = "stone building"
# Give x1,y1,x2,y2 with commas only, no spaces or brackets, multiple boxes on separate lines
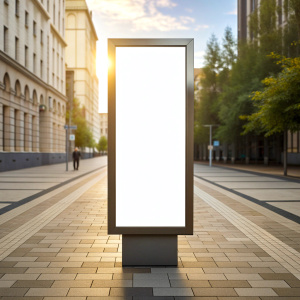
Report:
65,0,100,146
99,113,108,140
0,0,67,171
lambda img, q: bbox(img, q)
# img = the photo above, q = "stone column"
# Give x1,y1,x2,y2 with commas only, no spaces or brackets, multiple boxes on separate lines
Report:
3,106,15,152
58,123,63,152
15,110,22,151
32,115,39,152
19,111,25,151
39,111,52,152
0,103,3,151
24,113,32,152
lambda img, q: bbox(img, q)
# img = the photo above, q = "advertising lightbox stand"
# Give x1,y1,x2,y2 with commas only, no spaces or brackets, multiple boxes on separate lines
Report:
108,38,194,266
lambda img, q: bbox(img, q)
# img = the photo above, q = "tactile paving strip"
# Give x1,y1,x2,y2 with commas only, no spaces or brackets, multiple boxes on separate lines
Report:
194,184,300,279
0,171,106,261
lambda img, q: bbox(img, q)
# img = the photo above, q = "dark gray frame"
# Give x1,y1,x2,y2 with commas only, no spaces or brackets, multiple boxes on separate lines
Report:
108,38,194,235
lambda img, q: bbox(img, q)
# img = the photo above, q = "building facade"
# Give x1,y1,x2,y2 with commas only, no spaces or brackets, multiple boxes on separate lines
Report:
0,0,68,171
99,113,107,139
65,0,100,145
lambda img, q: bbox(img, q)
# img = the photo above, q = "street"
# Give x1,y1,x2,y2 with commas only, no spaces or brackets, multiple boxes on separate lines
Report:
0,158,300,298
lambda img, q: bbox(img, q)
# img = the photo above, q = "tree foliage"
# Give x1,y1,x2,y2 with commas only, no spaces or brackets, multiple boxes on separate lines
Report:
194,0,300,174
66,98,95,148
241,52,300,136
97,136,107,153
210,0,299,144
194,28,237,144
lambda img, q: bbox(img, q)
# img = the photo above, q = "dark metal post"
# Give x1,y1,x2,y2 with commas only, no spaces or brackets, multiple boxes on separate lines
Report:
284,130,287,176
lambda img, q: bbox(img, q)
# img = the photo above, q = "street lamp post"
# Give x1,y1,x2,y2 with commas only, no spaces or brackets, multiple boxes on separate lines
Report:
203,124,218,167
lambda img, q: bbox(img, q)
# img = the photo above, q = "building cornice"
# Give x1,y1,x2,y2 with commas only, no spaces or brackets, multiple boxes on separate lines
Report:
0,51,68,101
66,8,98,40
50,24,68,47
32,0,51,20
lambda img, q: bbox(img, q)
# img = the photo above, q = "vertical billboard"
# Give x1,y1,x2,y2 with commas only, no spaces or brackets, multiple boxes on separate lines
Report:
108,39,193,235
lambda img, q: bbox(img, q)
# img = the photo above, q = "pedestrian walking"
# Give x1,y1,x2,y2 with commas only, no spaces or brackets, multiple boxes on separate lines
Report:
72,147,81,170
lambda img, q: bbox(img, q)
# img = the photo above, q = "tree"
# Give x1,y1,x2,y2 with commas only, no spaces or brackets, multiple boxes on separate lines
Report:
216,42,265,143
241,52,300,174
97,136,107,154
200,34,222,123
216,0,288,145
66,98,94,149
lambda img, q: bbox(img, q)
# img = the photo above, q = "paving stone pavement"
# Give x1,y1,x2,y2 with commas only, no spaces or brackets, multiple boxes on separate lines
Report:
0,161,300,299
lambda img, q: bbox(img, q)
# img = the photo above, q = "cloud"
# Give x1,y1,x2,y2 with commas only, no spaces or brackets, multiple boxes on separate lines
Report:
226,9,237,15
155,0,177,8
194,24,209,31
194,51,206,68
194,50,205,57
86,0,194,32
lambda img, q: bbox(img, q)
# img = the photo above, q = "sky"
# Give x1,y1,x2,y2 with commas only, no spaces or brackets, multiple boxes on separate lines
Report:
85,0,237,113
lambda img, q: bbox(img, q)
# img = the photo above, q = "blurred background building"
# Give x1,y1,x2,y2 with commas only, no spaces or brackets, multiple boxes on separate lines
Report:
99,113,108,140
65,0,100,149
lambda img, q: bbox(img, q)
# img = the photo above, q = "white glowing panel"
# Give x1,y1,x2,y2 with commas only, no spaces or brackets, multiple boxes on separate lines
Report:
116,47,186,227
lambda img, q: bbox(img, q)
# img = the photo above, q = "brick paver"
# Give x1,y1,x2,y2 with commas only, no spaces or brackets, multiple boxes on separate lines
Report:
0,163,300,298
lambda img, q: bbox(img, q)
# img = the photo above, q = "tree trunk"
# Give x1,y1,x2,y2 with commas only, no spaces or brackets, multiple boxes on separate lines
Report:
264,137,269,165
283,130,287,176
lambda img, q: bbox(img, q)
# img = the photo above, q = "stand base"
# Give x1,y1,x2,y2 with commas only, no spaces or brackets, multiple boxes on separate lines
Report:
122,234,177,266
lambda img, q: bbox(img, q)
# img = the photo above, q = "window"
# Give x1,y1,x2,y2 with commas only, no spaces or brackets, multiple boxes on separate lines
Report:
3,26,8,52
52,48,55,73
61,57,63,77
40,30,43,44
33,53,36,73
251,0,257,12
33,21,36,36
15,36,18,60
25,45,28,67
40,60,43,78
57,53,59,74
15,0,19,16
25,11,29,27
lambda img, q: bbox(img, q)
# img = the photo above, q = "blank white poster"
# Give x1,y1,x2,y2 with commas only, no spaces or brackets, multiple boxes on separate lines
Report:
116,46,186,227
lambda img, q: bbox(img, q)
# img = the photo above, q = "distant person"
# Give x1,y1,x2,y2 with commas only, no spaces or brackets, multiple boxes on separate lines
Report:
72,147,81,170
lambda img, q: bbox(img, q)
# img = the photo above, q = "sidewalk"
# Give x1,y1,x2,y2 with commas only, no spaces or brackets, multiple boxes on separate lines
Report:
0,161,300,298
195,160,300,179
0,156,107,213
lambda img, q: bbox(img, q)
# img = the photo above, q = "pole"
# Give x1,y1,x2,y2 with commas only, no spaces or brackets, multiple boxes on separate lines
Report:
283,130,287,176
209,125,212,167
66,127,69,171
